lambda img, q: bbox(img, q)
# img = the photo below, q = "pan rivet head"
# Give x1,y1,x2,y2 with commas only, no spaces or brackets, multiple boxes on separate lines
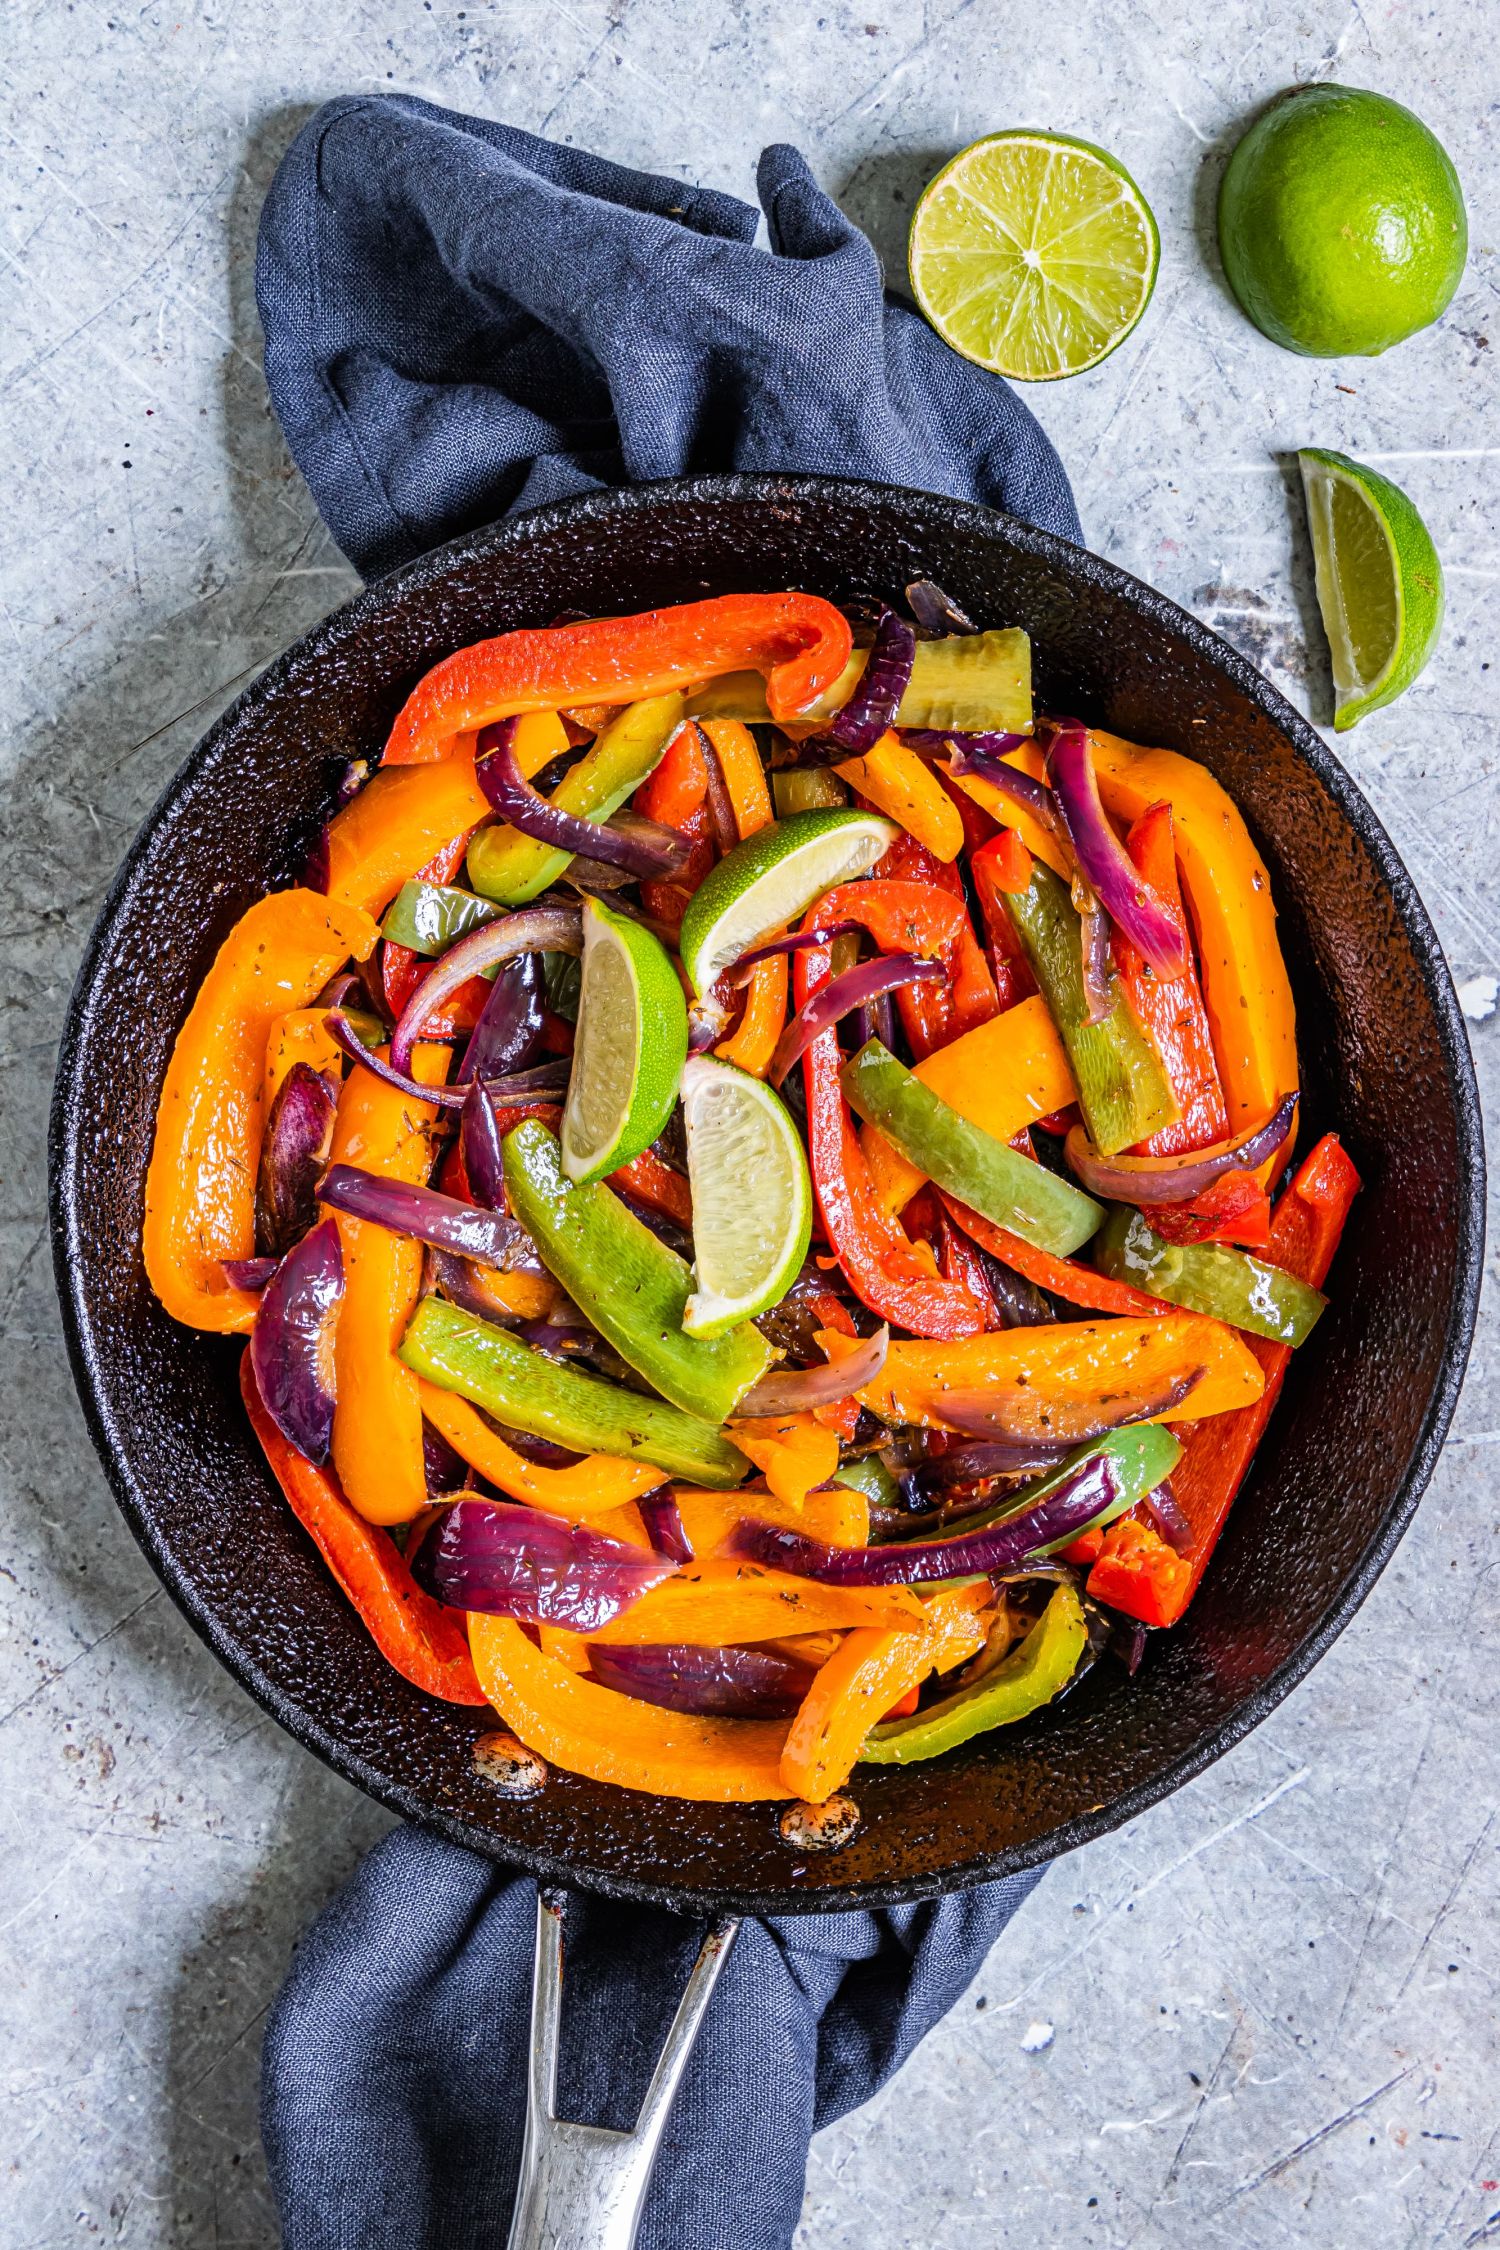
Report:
473,1730,549,1798
778,1792,861,1853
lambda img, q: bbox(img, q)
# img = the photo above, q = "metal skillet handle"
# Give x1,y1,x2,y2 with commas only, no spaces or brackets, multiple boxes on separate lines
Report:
507,1887,742,2250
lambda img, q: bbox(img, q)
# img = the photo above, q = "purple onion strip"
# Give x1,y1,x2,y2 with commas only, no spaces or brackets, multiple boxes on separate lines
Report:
585,1642,815,1719
389,900,581,1076
937,1369,1203,1445
457,952,546,1086
739,1325,889,1417
1063,1095,1298,1207
461,1083,508,1210
821,606,918,754
905,580,978,636
320,1163,542,1271
730,922,862,983
222,1256,280,1292
413,1497,675,1630
1046,720,1189,980
770,955,946,1087
477,717,691,878
326,1010,569,1110
248,1216,343,1466
1142,1477,1194,1555
256,1063,338,1259
907,734,1063,835
638,1490,694,1565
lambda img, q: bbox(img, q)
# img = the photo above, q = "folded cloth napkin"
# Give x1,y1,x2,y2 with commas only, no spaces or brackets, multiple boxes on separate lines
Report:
255,94,1080,2250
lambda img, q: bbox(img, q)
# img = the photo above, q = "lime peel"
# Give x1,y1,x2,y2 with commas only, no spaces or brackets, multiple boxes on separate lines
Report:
560,896,687,1182
678,809,897,996
680,1056,813,1339
1299,447,1443,732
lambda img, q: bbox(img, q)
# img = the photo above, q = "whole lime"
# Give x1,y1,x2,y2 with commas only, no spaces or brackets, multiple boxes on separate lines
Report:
1217,85,1467,356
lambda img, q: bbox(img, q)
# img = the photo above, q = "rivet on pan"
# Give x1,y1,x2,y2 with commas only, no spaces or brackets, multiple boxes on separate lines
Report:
778,1793,861,1853
473,1730,548,1797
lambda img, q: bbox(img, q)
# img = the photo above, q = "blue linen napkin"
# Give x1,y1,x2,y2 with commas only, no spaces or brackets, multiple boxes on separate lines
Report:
255,94,1079,2250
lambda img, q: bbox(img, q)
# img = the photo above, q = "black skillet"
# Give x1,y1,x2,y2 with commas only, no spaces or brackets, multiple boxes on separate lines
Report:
49,475,1484,1923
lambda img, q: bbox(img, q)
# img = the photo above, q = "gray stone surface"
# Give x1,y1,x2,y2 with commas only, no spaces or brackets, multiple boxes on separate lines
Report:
1,2,1495,2243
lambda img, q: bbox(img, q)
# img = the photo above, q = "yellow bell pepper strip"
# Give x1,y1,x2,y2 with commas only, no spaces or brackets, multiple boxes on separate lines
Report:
835,731,966,861
672,1481,869,1557
327,1042,449,1524
467,694,686,907
860,993,1077,1217
241,1353,487,1704
941,737,1070,879
725,1414,842,1509
143,889,378,1334
1087,729,1297,1140
415,1382,669,1516
829,1312,1264,1430
585,1559,927,1646
323,760,494,921
780,1580,992,1801
264,1007,348,1106
383,593,853,765
860,1581,1087,1765
467,1613,793,1800
689,627,1032,734
702,719,789,1076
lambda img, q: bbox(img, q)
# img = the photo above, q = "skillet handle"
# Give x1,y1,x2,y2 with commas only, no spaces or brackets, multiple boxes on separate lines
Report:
507,1886,741,2250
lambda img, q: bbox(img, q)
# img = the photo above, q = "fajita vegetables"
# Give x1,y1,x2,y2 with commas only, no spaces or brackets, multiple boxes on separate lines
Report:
142,585,1358,1819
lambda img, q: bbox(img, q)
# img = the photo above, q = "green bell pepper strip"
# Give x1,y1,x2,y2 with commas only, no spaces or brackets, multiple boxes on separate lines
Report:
1094,1205,1327,1346
841,1039,1102,1257
503,1120,771,1422
860,1581,1088,1763
689,629,1033,735
951,1422,1181,1555
832,1453,903,1511
1003,861,1177,1156
399,1297,750,1487
467,693,686,908
382,878,499,956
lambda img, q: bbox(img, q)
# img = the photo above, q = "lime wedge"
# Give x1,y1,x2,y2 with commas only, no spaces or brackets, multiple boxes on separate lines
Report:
560,897,688,1183
677,808,897,996
1299,448,1444,731
908,131,1159,381
680,1056,813,1338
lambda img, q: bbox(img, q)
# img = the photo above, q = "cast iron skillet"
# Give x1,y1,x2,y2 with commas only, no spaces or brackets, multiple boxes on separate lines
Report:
49,475,1484,1916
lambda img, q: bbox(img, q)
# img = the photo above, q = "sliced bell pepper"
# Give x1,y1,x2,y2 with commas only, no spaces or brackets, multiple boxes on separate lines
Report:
939,1193,1174,1318
859,994,1078,1217
324,760,494,921
793,940,986,1339
144,888,378,1334
726,1414,841,1509
635,714,716,934
860,1581,1087,1764
941,737,1071,880
1085,1514,1192,1627
830,1311,1264,1430
695,719,789,1075
385,593,853,765
844,845,997,1059
780,1580,992,1801
837,731,966,861
1112,802,1229,1159
585,1559,927,1646
1094,1206,1326,1346
327,1042,449,1524
970,832,1040,1012
415,1382,669,1516
240,1353,486,1705
690,627,1033,734
1004,860,1178,1155
467,693,686,907
264,1007,347,1107
467,1612,793,1800
1150,1167,1272,1250
672,1480,869,1556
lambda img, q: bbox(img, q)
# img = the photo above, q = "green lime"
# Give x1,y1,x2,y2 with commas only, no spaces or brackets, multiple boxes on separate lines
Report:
677,808,897,996
1299,448,1444,731
679,1056,813,1338
1218,86,1467,357
560,897,688,1183
907,130,1159,382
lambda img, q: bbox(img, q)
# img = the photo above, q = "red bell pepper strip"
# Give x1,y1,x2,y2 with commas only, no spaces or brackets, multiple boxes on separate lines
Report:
635,720,715,934
1086,1515,1193,1626
240,1352,487,1704
1112,804,1229,1159
939,1191,1176,1319
1105,1133,1361,1628
384,594,853,764
969,833,1039,1014
795,941,985,1339
817,869,997,1062
1151,1167,1272,1250
936,1204,1003,1328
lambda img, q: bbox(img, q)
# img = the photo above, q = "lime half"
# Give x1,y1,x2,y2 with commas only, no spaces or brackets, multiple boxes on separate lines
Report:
560,897,688,1182
680,1056,812,1338
678,808,897,995
1299,448,1444,731
908,130,1159,381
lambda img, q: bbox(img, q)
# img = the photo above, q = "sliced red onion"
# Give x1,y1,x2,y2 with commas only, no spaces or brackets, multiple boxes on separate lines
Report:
457,952,546,1085
320,1163,542,1271
318,957,393,1029
1046,720,1188,980
688,992,734,1053
460,1082,507,1209
938,1369,1203,1445
1115,1619,1149,1675
326,1010,569,1110
477,717,691,877
1063,1095,1298,1206
697,723,740,855
412,1497,675,1629
739,1325,889,1417
729,1448,1124,1586
563,811,675,895
821,606,917,754
585,1641,815,1719
770,955,946,1086
638,1489,694,1564
248,1216,343,1465
423,1420,473,1496
256,1063,338,1259
909,734,1063,834
730,922,861,983
905,580,977,636
389,901,581,1076
912,1438,1073,1488
1143,1477,1193,1555
222,1256,280,1292
1076,877,1114,1027
857,984,897,1052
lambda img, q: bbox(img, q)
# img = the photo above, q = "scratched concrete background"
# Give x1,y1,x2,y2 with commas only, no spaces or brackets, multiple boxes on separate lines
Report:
2,2,1496,2244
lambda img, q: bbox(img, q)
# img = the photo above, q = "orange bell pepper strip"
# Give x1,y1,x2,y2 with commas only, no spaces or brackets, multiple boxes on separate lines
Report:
327,1043,449,1525
585,1559,928,1646
1150,1133,1360,1626
939,1193,1176,1319
780,1581,991,1801
861,993,1077,1217
323,759,493,920
830,1311,1264,1429
701,720,789,1077
794,939,986,1339
1112,802,1229,1158
1086,1514,1192,1626
416,1382,669,1516
837,731,966,861
941,737,1071,879
672,1481,869,1557
468,1613,792,1799
1087,729,1297,1141
383,593,854,765
264,1007,347,1106
699,717,772,832
726,1414,841,1508
143,888,379,1334
240,1353,485,1704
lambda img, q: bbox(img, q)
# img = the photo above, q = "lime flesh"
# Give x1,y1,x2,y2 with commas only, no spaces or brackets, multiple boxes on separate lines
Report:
908,130,1159,381
1299,448,1444,730
680,1057,812,1338
678,809,896,996
560,897,687,1182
